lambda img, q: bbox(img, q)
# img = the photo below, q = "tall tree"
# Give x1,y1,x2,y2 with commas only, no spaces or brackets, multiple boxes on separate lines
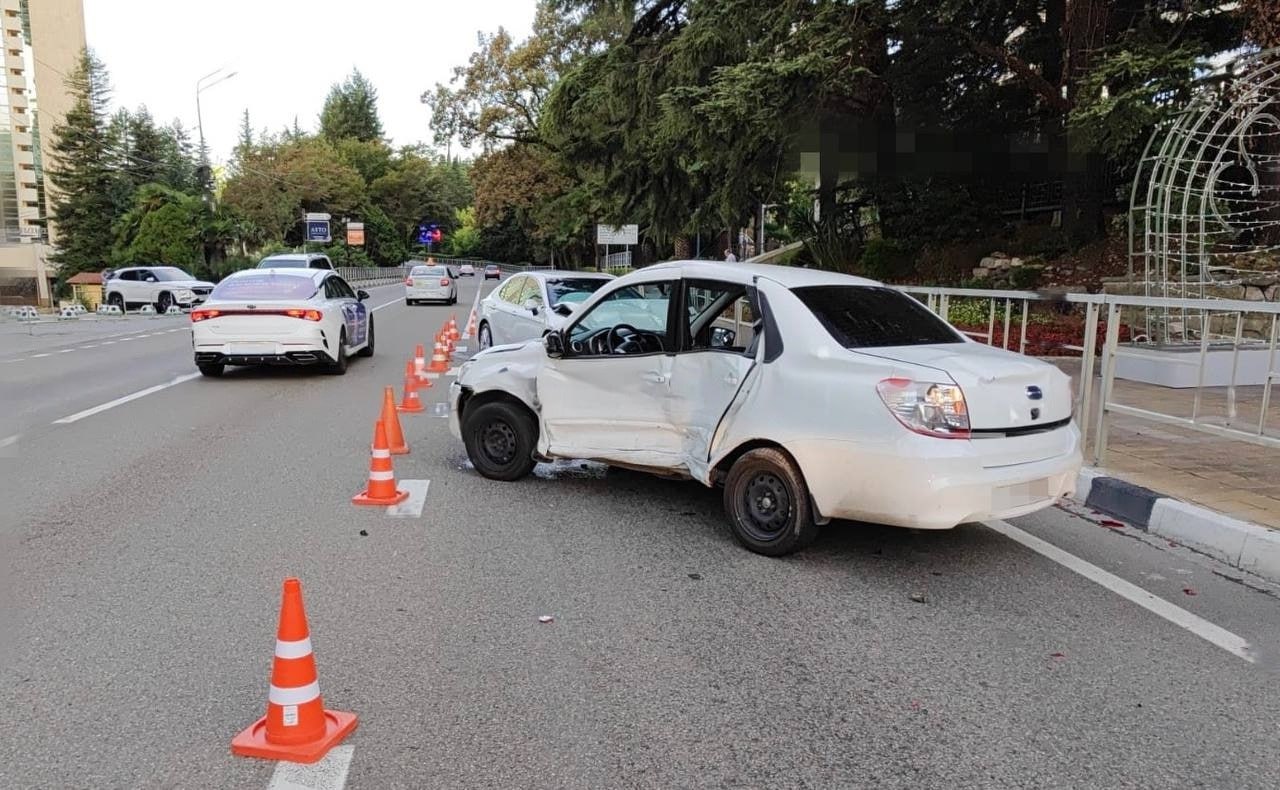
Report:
46,49,117,277
319,69,384,143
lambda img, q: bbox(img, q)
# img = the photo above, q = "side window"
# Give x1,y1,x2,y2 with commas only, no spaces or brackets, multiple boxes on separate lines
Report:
329,277,355,299
117,270,137,282
683,280,750,353
138,269,156,282
519,278,543,306
498,277,525,303
323,277,340,299
310,257,328,270
567,280,674,352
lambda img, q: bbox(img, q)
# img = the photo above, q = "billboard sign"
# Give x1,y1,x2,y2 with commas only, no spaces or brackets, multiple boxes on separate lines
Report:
596,224,638,245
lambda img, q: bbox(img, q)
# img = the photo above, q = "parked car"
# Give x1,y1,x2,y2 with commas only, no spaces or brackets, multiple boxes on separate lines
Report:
459,264,476,277
190,269,373,377
405,264,458,305
449,261,1081,556
483,264,501,280
477,271,614,349
103,266,215,313
257,253,335,271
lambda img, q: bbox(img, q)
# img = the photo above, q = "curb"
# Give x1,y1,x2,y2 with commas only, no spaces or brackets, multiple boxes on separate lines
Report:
1074,469,1280,584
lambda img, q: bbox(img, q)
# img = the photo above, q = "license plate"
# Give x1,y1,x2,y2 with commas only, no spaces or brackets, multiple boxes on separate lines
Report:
993,478,1052,509
229,342,275,355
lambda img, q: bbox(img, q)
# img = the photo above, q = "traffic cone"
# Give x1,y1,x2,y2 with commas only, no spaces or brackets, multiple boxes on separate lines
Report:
231,578,358,763
412,344,428,381
398,362,425,413
352,421,409,506
447,315,460,343
426,337,450,374
465,310,478,339
379,387,409,455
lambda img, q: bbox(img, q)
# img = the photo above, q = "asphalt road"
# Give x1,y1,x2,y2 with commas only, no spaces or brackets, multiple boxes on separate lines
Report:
2,275,1278,789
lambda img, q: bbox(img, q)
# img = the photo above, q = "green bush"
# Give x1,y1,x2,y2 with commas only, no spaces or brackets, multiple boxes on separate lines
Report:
1009,266,1044,289
858,238,915,282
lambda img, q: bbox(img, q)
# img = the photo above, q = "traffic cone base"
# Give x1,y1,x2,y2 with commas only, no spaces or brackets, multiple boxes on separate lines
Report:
352,486,409,506
353,421,409,505
231,709,357,764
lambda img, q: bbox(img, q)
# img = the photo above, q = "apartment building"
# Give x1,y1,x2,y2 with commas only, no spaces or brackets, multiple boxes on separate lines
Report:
0,0,84,306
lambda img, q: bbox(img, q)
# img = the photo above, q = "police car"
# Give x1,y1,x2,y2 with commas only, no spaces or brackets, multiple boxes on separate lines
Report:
190,268,374,377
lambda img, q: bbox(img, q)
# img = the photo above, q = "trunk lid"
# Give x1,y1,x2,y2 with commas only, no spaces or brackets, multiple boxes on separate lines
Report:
859,342,1072,430
198,300,320,336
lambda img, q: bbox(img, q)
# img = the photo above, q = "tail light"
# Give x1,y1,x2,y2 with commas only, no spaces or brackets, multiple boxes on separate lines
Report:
284,309,323,321
440,278,451,286
192,308,321,322
405,277,413,286
191,308,220,322
876,378,970,439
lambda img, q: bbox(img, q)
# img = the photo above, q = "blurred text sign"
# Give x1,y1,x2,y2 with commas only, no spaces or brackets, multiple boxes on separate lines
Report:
596,224,638,245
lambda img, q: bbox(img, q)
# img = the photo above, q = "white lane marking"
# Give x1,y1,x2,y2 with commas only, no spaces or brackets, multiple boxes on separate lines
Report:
387,479,430,517
0,434,18,449
266,744,354,790
983,519,1256,663
31,353,50,358
83,344,98,349
370,297,401,313
59,349,74,353
52,372,201,425
101,341,115,345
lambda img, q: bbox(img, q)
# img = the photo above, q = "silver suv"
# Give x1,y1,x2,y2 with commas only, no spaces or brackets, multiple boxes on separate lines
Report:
257,253,335,270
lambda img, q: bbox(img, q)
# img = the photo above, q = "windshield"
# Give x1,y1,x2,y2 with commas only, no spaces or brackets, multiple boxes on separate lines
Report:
152,267,196,282
258,257,307,268
546,278,609,306
792,285,962,348
211,274,318,301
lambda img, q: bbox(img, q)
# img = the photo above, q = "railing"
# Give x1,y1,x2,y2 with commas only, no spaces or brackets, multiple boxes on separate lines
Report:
897,285,1280,466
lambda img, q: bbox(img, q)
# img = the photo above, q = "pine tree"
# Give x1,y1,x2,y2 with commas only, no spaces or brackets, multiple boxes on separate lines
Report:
319,69,384,142
46,49,117,277
162,120,198,194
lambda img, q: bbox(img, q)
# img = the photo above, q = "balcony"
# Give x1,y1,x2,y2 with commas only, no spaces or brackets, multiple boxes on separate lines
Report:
15,148,32,166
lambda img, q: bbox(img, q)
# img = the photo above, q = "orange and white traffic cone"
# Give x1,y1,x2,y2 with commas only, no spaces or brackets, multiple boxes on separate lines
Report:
412,343,428,382
398,362,425,413
426,337,450,374
352,421,409,506
231,578,358,763
379,387,409,455
447,315,460,343
465,310,478,339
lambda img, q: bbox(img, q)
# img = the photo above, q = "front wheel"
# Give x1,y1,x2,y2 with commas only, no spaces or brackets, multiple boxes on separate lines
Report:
157,292,172,313
723,448,819,556
462,401,538,481
108,292,125,311
327,330,348,375
357,315,375,357
478,322,493,350
197,362,224,378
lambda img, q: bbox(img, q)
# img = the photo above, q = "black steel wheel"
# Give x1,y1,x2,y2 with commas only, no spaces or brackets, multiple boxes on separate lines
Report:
462,400,537,481
723,448,819,556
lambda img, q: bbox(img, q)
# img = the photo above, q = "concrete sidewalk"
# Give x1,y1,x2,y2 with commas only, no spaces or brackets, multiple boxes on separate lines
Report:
1053,359,1279,530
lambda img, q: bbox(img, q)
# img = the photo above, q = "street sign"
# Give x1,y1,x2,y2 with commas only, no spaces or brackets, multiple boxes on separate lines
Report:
347,222,365,246
306,220,330,243
597,224,638,245
417,223,442,245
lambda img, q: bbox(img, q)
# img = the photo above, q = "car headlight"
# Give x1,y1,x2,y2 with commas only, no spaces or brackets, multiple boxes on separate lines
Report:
876,378,970,439
175,289,195,300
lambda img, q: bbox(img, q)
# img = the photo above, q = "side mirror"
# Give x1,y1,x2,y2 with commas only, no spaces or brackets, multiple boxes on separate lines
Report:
710,326,737,348
357,289,370,301
523,298,541,316
544,331,565,358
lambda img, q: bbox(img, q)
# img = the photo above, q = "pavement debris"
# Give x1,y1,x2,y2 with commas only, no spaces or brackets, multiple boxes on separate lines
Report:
538,615,554,624
909,592,927,604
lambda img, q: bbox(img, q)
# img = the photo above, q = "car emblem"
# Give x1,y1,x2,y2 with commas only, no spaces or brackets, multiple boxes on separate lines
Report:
1026,386,1043,400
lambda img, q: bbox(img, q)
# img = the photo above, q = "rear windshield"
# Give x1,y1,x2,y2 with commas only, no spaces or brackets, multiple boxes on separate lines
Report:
792,285,962,348
258,257,306,268
211,274,317,301
546,278,609,305
411,267,446,277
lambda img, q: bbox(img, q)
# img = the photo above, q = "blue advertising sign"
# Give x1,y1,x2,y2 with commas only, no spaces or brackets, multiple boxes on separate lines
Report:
306,220,331,243
417,223,435,244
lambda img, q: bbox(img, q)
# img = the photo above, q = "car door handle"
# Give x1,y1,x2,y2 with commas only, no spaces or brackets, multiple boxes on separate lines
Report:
724,373,739,385
644,371,667,383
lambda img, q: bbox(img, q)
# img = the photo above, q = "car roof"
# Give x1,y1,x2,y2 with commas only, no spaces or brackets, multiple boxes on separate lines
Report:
261,253,327,261
228,267,330,283
621,260,881,288
522,270,613,281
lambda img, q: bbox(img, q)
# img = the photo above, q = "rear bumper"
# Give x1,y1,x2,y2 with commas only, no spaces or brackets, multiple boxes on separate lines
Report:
791,424,1083,529
193,327,335,366
195,350,332,366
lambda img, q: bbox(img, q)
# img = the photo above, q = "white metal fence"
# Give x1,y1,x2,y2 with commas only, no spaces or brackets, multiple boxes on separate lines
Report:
897,285,1280,466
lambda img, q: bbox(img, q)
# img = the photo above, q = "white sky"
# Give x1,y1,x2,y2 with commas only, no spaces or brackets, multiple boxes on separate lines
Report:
83,0,537,163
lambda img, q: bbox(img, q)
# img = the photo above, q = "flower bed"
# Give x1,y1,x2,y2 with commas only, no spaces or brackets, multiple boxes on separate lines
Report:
952,316,1132,356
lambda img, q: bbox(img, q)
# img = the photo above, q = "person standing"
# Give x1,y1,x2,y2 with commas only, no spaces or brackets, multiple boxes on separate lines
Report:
724,248,738,262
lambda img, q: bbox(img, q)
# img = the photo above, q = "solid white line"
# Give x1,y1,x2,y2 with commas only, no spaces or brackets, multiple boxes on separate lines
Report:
101,341,115,345
0,434,18,448
266,744,354,790
983,519,1256,663
387,479,430,517
59,349,74,353
371,297,401,313
31,353,50,358
52,372,201,425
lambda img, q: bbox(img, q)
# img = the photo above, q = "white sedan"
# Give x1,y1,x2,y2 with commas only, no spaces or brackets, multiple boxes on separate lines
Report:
477,271,614,349
449,261,1081,556
190,268,373,377
405,264,458,305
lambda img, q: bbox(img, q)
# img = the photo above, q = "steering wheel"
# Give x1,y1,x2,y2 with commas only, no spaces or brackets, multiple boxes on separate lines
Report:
606,324,639,354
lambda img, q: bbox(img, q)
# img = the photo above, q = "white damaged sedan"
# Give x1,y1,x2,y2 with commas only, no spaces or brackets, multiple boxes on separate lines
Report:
449,261,1081,556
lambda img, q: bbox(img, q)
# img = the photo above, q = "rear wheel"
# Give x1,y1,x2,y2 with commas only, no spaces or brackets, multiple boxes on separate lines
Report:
157,292,172,313
357,316,375,357
328,330,348,375
462,401,537,481
197,362,224,378
108,292,124,311
723,448,819,556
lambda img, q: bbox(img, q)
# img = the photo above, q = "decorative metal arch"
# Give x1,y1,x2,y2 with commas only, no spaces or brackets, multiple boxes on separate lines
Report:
1129,49,1280,342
